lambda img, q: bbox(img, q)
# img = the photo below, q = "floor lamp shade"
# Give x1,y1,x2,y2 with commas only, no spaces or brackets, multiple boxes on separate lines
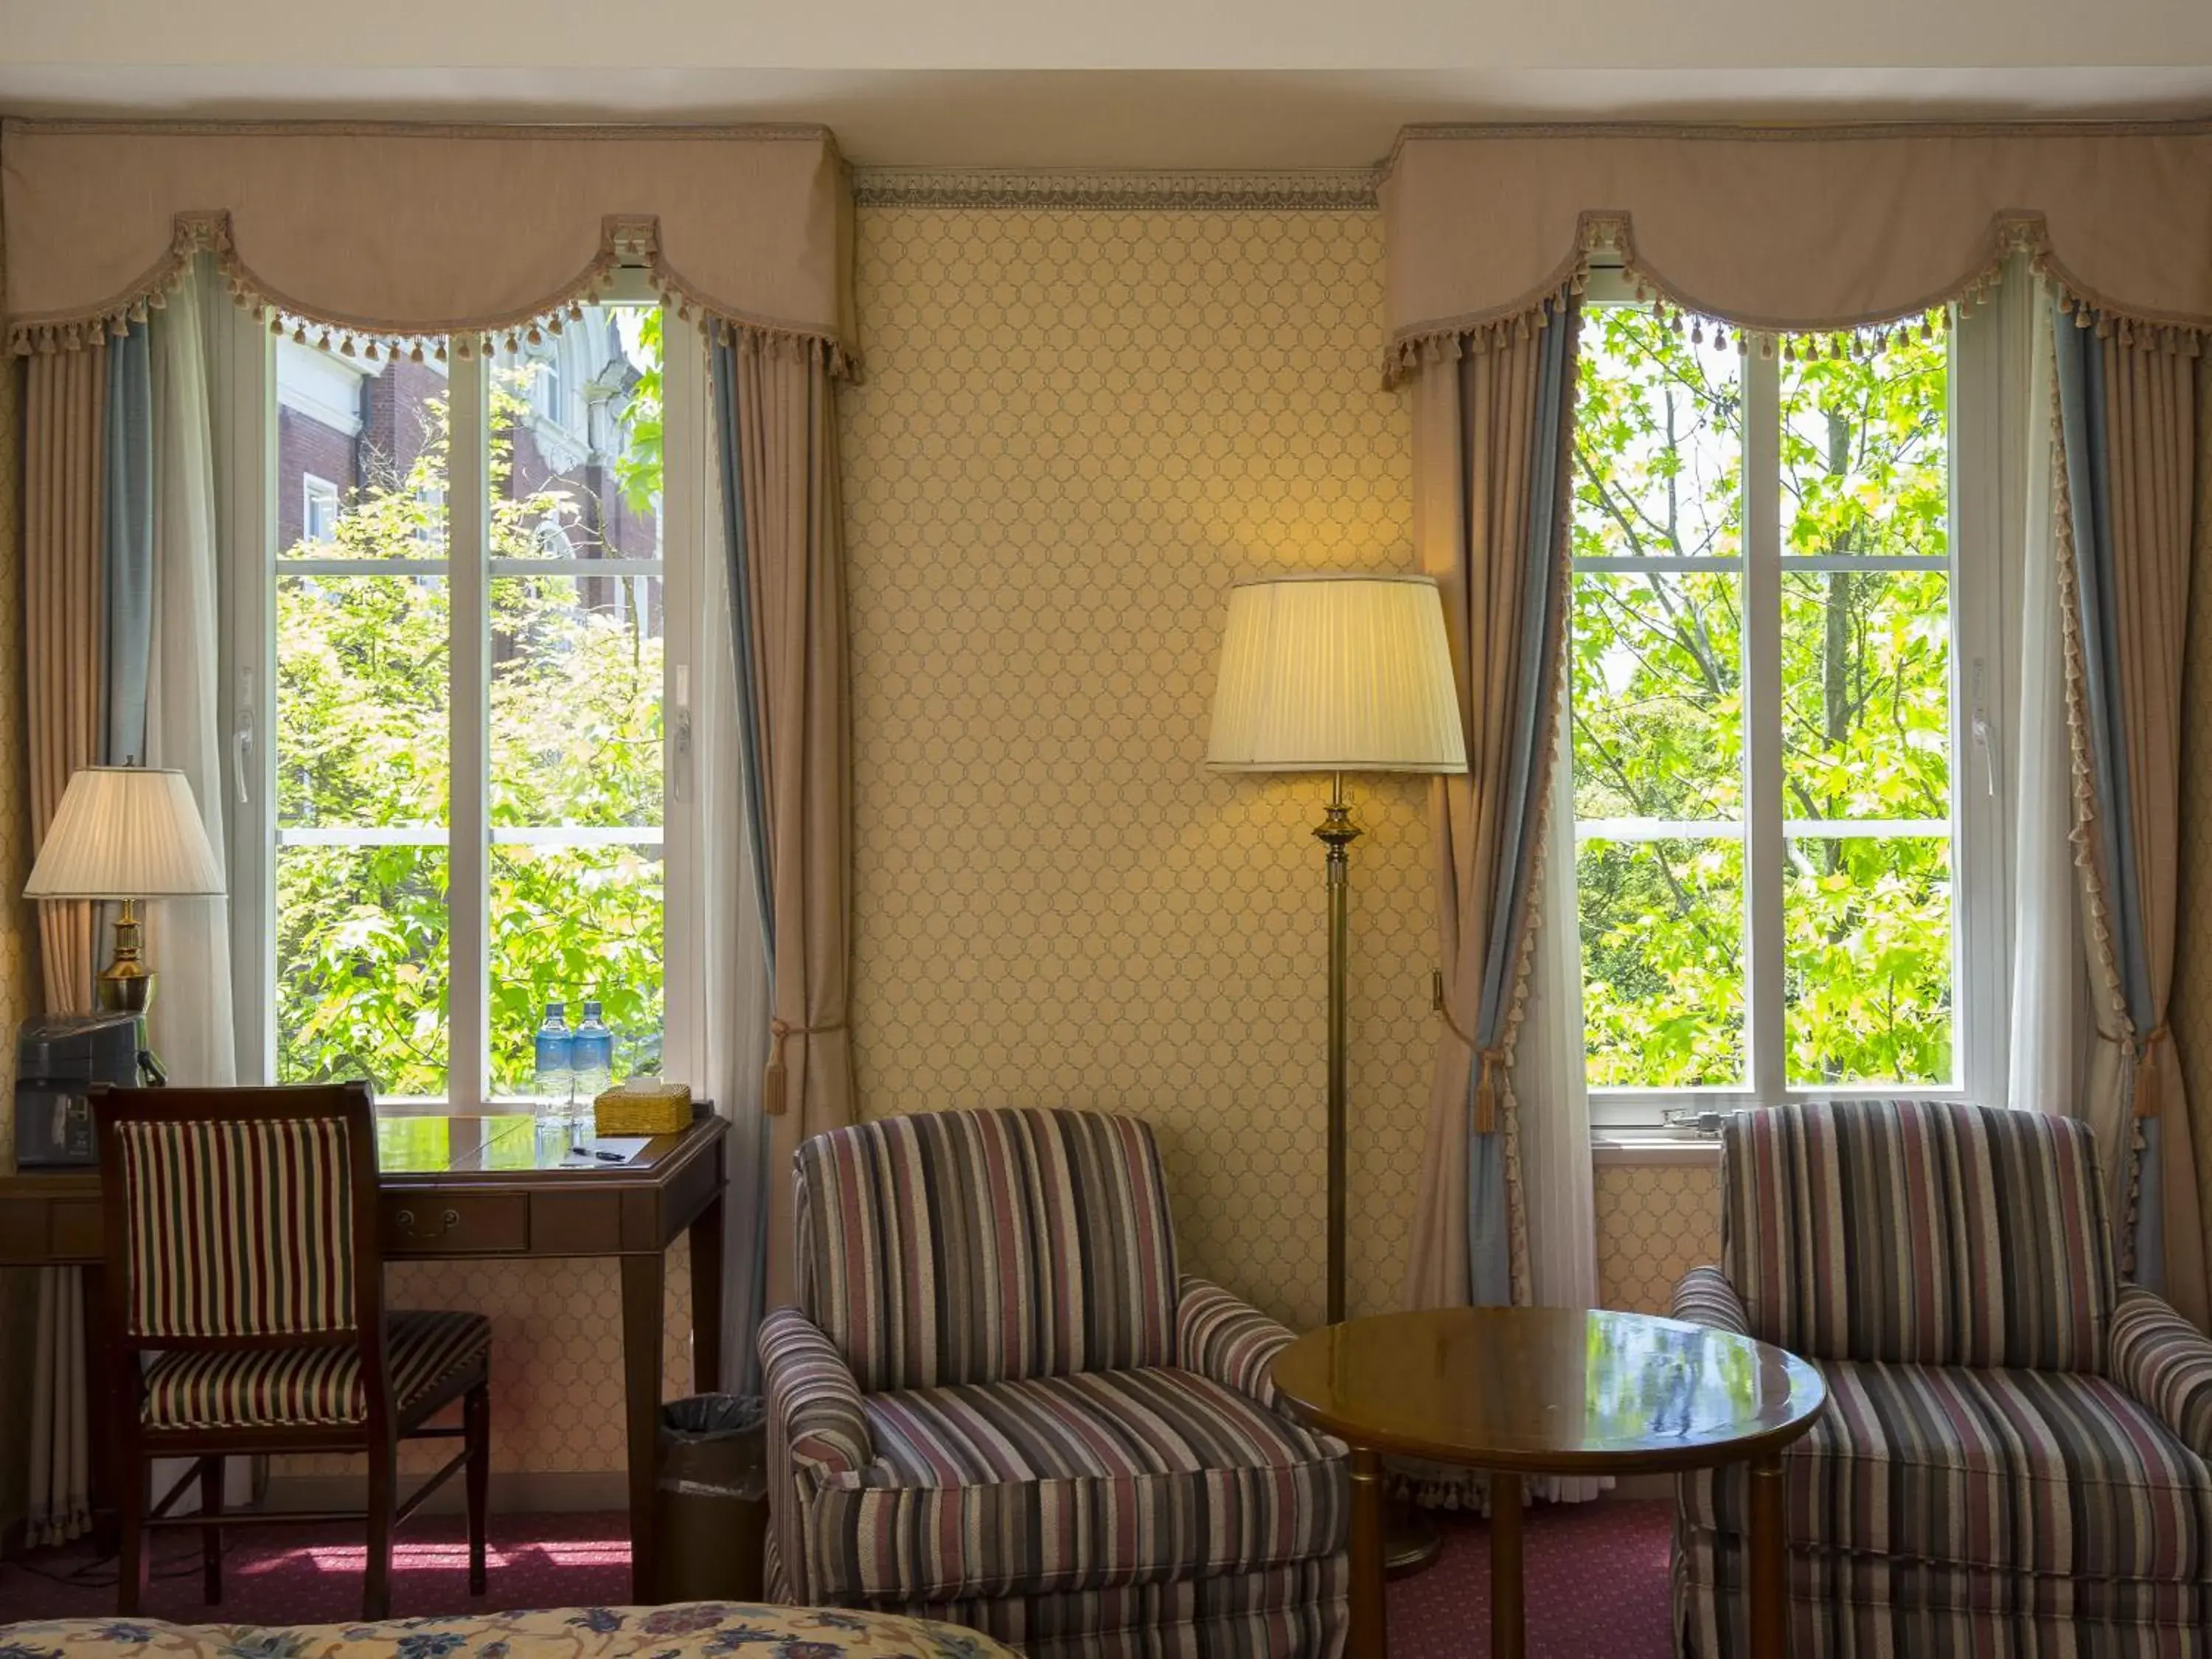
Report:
1207,574,1467,776
23,767,226,902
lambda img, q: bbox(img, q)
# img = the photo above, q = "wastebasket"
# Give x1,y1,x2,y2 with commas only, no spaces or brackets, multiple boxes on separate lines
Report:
655,1394,768,1604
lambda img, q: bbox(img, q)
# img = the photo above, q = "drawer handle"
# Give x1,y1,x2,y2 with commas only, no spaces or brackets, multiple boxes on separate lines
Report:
392,1208,462,1237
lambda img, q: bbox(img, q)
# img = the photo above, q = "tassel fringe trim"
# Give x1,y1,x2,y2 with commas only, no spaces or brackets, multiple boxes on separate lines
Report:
1385,211,2212,386
6,210,860,380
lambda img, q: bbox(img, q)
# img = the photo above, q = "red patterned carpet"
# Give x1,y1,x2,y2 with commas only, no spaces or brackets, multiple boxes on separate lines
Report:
0,1499,1677,1656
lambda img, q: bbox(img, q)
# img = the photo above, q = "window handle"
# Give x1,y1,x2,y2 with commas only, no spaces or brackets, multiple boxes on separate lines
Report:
1970,661,1998,800
234,669,256,806
672,663,694,804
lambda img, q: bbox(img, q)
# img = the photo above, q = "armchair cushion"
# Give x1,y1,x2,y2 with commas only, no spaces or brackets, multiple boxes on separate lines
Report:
2112,1284,2212,1457
804,1366,1347,1603
1722,1099,2115,1371
760,1306,873,1478
1669,1266,1752,1338
1682,1359,2212,1583
795,1108,1180,1393
1176,1276,1296,1411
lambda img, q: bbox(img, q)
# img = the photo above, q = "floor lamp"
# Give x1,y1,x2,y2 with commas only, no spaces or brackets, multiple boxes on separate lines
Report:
1208,571,1468,1573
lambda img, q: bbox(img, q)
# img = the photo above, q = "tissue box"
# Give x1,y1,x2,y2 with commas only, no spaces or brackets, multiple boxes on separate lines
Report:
593,1079,694,1137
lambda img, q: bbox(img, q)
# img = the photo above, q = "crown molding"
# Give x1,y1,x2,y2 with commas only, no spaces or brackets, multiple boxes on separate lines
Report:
851,166,1378,211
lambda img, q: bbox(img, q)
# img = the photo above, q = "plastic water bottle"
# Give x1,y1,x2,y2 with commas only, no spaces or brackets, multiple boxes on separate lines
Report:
571,1000,615,1119
532,1002,574,1121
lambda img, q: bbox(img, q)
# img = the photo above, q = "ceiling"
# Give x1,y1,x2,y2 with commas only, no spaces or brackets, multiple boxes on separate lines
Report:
4,1,2210,168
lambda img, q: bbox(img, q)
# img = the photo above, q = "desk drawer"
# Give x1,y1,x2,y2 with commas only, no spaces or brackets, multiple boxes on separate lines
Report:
381,1194,529,1255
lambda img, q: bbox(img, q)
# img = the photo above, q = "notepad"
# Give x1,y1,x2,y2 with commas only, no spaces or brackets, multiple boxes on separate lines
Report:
563,1136,653,1166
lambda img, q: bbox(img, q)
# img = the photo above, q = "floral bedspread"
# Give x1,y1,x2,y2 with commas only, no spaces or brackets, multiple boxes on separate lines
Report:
0,1604,1020,1659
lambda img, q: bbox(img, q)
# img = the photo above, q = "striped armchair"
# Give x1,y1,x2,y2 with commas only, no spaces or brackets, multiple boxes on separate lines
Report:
759,1107,1349,1659
1672,1099,2212,1658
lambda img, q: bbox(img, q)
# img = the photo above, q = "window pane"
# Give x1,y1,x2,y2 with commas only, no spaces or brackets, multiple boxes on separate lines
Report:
490,843,664,1094
276,335,449,561
1573,306,1742,561
1781,569,1950,823
1577,835,1745,1088
276,844,449,1097
1784,834,1953,1086
490,305,663,560
1571,569,1742,821
1780,334,1947,560
490,574,664,830
277,574,449,830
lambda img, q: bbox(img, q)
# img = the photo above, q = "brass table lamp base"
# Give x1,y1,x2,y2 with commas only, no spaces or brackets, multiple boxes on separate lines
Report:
96,896,158,1015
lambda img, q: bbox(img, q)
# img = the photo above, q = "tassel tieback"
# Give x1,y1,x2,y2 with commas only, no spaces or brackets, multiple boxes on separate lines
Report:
763,1015,846,1117
2135,1023,2174,1121
1472,1046,1507,1138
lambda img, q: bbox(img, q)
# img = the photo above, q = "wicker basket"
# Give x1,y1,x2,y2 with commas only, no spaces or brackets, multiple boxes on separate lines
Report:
594,1079,694,1137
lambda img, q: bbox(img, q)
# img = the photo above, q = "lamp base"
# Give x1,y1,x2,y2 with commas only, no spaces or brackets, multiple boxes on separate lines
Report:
97,897,156,1015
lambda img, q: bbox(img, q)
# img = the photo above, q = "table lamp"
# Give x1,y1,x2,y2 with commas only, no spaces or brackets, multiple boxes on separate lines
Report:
1208,573,1467,1324
22,765,227,1015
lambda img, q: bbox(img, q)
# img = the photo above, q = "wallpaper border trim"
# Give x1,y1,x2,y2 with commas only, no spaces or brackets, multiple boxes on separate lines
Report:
850,167,1379,212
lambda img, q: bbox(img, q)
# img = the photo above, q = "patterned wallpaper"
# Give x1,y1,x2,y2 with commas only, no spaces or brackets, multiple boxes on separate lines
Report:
1593,1161,1722,1315
840,204,1434,1329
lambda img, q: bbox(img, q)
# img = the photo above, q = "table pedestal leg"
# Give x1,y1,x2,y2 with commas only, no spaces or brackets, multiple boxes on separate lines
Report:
1489,1470,1524,1659
1349,1446,1388,1659
1747,1450,1788,1658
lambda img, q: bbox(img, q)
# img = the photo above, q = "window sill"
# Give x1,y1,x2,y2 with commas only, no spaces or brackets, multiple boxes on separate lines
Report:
1590,1136,1722,1169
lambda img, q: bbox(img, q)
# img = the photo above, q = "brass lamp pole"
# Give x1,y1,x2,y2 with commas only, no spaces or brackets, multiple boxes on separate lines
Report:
1208,573,1468,1576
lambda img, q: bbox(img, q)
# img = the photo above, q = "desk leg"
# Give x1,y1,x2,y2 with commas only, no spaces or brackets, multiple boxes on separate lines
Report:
1747,1450,1788,1658
1349,1445,1388,1659
621,1251,666,1604
688,1188,726,1394
1489,1471,1524,1659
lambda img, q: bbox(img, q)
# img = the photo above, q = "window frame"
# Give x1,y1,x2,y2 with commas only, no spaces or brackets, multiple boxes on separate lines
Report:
212,266,709,1110
1574,267,2018,1133
300,473,341,545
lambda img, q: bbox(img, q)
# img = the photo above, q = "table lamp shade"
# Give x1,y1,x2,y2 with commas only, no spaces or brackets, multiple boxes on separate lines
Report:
1207,573,1468,773
23,766,226,900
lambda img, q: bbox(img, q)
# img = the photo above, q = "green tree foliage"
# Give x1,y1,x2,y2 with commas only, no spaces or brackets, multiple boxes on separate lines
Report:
276,346,665,1099
1570,309,1952,1091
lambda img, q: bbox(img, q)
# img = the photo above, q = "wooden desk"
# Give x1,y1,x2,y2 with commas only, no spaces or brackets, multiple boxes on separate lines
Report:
0,1110,728,1603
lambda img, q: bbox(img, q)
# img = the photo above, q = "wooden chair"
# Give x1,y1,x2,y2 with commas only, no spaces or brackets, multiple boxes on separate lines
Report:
90,1081,492,1619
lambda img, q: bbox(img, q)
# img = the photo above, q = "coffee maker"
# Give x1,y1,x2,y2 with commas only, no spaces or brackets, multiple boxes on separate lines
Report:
13,1012,156,1167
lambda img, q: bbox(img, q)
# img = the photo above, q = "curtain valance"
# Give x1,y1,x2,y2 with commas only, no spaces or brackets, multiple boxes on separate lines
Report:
1380,122,2212,383
2,120,858,374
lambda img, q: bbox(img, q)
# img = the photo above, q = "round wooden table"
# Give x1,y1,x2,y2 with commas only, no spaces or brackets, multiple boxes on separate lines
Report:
1270,1307,1826,1659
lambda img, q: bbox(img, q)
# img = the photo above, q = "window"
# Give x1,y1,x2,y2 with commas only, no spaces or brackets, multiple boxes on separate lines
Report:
1571,274,2008,1127
223,271,703,1107
302,475,341,545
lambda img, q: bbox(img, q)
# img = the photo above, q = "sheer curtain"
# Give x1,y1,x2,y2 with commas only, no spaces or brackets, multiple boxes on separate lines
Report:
2006,274,2091,1116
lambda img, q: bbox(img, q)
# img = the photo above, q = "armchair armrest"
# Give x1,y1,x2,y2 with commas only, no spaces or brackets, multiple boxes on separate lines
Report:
1178,1276,1297,1411
1672,1265,1753,1338
2110,1285,2212,1457
759,1306,874,1480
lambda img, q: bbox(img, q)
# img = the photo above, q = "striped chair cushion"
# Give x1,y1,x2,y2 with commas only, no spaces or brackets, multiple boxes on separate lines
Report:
796,1108,1180,1392
1722,1099,2115,1370
801,1366,1347,1603
142,1310,490,1430
2112,1284,2212,1456
115,1116,356,1338
1680,1359,2212,1583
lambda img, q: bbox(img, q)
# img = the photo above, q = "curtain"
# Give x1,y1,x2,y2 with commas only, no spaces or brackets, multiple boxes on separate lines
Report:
21,338,105,1549
145,264,237,1090
2008,279,2092,1114
2051,302,2211,1329
697,400,776,1391
1405,285,1583,1314
1514,711,1602,1506
709,332,855,1321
